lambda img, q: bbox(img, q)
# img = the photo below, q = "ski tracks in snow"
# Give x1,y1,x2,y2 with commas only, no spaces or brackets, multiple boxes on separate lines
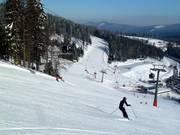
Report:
0,126,160,135
0,127,119,135
64,81,76,86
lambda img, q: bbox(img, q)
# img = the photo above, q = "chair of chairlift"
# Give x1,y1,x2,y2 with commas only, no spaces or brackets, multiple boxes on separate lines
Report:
62,46,68,53
149,73,155,79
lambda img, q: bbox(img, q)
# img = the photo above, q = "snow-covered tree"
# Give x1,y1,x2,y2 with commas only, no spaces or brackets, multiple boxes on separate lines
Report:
0,22,8,60
25,0,48,69
4,0,22,64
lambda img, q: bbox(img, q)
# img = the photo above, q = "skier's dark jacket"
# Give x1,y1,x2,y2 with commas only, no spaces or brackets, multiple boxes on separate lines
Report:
119,98,130,109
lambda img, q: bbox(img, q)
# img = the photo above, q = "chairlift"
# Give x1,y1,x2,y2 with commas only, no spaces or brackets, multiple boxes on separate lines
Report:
68,46,73,53
62,46,68,53
149,73,155,79
150,64,166,107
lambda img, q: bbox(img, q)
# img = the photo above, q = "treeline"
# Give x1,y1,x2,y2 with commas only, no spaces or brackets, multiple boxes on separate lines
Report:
0,0,48,71
92,30,164,62
166,45,180,59
47,14,91,45
46,14,92,61
0,0,92,75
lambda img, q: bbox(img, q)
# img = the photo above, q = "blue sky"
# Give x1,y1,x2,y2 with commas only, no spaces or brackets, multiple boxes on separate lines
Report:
42,0,180,25
1,0,180,25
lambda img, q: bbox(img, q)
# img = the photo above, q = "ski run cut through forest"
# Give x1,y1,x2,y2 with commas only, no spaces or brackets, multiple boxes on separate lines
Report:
0,36,180,135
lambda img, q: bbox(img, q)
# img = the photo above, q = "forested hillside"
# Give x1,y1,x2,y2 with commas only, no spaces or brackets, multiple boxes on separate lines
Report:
0,0,48,70
0,0,165,75
92,30,164,62
46,14,92,63
167,45,180,59
47,14,91,45
0,0,92,75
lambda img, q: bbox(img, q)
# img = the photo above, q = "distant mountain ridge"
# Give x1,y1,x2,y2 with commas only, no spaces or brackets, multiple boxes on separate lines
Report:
85,21,180,43
86,21,180,34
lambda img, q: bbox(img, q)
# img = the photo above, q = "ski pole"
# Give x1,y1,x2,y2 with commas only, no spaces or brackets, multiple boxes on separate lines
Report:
110,108,119,115
130,106,137,118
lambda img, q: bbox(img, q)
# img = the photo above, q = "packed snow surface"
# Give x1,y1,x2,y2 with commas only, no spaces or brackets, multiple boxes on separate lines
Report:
0,36,180,135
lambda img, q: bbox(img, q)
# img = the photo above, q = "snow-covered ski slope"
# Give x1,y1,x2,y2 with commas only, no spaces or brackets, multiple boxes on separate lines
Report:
0,36,180,135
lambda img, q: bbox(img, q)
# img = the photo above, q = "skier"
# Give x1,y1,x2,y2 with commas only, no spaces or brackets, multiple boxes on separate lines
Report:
94,72,97,79
55,74,64,82
119,97,131,119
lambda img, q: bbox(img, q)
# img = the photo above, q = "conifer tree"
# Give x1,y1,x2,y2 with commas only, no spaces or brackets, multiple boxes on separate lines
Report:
4,0,22,64
25,0,47,69
0,22,8,60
